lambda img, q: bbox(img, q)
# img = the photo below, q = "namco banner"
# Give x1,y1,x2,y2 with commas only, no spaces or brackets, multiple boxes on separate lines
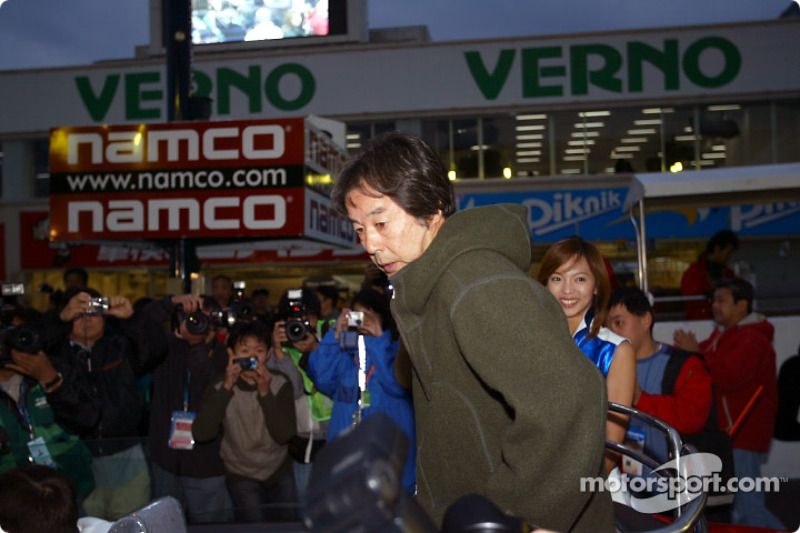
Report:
49,188,305,241
50,118,306,172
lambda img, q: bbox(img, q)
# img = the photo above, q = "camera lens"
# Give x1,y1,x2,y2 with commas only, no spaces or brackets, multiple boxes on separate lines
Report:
285,319,308,343
8,325,43,354
185,312,210,336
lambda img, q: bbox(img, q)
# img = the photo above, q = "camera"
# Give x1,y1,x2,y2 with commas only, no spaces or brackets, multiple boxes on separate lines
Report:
233,356,259,370
1,283,45,365
87,297,109,314
284,289,313,344
3,323,45,357
210,280,255,328
174,304,211,336
339,311,364,352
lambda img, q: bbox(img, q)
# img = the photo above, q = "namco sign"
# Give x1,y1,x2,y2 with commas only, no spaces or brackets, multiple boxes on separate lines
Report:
50,118,306,172
50,191,303,240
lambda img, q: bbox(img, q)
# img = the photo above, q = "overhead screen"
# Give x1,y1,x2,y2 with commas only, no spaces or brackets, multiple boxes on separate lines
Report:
149,0,366,52
193,0,333,44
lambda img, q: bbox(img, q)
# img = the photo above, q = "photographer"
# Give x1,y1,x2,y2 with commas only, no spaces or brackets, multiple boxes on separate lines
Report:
192,320,296,522
306,288,416,492
0,304,95,504
41,286,168,521
271,288,333,501
141,293,234,524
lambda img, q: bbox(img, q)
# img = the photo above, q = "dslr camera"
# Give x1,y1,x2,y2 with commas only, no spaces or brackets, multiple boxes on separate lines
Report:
173,303,211,336
210,280,255,328
339,311,364,351
284,289,314,344
1,283,45,365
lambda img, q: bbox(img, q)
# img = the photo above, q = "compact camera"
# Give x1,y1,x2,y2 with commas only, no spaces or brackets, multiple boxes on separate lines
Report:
339,311,364,352
87,297,109,314
233,356,259,370
284,289,313,344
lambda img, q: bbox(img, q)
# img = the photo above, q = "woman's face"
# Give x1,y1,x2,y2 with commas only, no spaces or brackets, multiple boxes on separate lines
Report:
544,255,597,327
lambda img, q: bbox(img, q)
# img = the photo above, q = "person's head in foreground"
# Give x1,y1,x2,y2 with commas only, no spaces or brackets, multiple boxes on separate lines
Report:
331,131,456,277
0,465,78,533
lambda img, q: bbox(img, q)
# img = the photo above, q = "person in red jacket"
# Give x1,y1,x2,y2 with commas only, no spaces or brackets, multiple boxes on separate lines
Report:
673,278,784,529
680,230,739,320
607,287,713,462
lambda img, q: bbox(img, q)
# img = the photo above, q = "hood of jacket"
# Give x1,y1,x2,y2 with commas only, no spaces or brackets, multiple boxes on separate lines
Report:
718,312,774,341
391,203,531,315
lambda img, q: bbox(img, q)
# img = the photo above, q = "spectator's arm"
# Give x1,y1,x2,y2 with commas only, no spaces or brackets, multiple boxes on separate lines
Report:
304,329,345,399
258,374,296,444
192,379,233,443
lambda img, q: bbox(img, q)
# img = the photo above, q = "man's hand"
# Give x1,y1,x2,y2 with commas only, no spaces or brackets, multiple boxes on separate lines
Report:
171,294,203,313
105,296,133,319
673,328,700,352
6,349,59,385
224,361,242,391
271,321,288,358
59,291,91,322
252,364,273,397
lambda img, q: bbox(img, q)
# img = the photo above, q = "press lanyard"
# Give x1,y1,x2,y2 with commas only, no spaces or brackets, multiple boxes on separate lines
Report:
183,370,191,412
17,380,34,438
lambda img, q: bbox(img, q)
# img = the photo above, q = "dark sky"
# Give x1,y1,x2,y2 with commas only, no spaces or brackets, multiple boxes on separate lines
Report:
0,0,792,71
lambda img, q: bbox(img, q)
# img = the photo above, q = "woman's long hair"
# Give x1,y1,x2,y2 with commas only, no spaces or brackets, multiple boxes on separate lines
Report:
537,236,611,337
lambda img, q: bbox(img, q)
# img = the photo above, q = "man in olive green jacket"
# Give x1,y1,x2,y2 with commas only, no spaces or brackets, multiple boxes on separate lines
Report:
331,131,614,532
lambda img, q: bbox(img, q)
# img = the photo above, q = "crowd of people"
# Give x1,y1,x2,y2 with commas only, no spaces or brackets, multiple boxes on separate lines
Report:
0,131,793,532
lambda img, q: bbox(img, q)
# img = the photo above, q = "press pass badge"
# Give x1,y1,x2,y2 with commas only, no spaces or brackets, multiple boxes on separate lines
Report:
169,411,197,450
27,436,56,468
621,428,646,476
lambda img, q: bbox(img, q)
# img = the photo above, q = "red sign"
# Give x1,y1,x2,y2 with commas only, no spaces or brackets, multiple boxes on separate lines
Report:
50,118,305,173
49,188,306,241
47,117,355,244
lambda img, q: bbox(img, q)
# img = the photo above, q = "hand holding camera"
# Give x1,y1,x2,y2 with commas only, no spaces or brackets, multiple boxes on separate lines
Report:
59,292,132,321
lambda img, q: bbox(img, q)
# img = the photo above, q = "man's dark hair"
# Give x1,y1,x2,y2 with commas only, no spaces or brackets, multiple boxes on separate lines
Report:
0,464,78,533
62,267,88,287
706,230,740,254
315,285,340,306
277,288,321,320
713,278,754,314
226,320,270,350
251,288,270,299
331,131,456,221
608,286,654,332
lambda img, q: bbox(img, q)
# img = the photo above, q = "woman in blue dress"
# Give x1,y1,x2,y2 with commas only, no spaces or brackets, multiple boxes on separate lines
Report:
305,288,416,492
538,236,636,475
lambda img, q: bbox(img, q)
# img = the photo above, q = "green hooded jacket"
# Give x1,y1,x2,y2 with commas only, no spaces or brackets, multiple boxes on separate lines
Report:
389,204,614,532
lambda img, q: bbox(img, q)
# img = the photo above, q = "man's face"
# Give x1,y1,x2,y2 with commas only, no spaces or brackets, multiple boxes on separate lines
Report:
346,185,443,277
607,304,649,355
212,278,232,306
711,287,748,328
714,244,736,264
70,313,104,345
227,334,268,378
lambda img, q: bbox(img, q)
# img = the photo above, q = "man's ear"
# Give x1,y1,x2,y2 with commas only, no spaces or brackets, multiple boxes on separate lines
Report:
643,311,653,331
